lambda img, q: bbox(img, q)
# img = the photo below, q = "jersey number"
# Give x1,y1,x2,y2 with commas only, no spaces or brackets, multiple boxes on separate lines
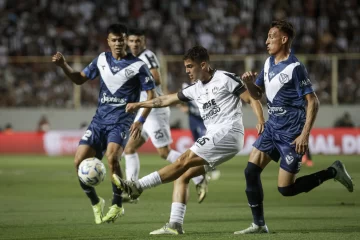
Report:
196,137,210,146
82,130,92,141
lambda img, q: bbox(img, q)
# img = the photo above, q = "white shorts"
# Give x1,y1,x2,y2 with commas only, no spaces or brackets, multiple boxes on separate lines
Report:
190,123,244,172
136,109,173,148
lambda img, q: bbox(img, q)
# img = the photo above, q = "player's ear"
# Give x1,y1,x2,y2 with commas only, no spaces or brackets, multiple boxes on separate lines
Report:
200,61,206,69
282,35,288,45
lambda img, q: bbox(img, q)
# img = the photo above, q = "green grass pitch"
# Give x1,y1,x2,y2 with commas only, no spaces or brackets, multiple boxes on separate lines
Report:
0,154,359,240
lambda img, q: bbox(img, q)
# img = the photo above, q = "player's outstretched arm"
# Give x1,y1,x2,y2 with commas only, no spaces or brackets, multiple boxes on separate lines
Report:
240,90,265,134
241,71,263,100
126,93,181,113
52,52,89,85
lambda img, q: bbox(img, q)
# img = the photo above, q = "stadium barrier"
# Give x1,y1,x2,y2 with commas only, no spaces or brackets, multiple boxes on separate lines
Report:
0,128,359,156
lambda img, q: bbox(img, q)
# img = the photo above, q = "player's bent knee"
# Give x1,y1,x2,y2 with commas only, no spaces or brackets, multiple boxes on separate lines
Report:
157,146,171,160
244,162,263,181
124,146,136,155
278,186,295,197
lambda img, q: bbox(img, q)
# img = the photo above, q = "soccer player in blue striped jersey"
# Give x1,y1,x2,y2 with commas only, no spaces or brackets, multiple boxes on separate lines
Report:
235,20,354,234
52,23,156,224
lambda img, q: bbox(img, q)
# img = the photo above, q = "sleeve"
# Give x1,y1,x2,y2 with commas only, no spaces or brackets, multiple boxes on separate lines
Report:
224,73,246,95
178,83,196,102
293,63,314,97
143,52,160,69
82,57,99,80
255,69,265,87
138,64,155,91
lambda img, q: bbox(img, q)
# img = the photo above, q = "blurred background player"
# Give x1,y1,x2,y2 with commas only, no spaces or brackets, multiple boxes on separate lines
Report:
235,20,353,234
179,82,221,181
124,28,208,203
52,23,156,224
114,46,265,235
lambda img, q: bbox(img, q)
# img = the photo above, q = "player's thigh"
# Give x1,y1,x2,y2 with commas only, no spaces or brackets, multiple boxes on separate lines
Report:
143,113,173,148
74,144,97,168
180,165,206,181
177,149,209,169
248,147,272,169
106,124,129,161
278,168,296,187
124,135,146,154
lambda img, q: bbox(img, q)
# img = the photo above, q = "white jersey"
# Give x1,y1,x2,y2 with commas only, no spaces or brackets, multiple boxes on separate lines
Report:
178,70,246,133
137,49,168,115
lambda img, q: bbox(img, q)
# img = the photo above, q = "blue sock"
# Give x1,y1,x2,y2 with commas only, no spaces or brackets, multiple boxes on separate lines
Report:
112,182,123,207
79,179,99,205
244,162,265,226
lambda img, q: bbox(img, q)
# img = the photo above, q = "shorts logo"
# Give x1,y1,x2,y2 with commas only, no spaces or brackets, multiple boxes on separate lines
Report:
279,73,289,84
285,154,294,165
121,131,127,140
154,130,164,139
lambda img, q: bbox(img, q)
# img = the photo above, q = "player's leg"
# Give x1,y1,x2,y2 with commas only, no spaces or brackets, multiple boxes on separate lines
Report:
150,165,205,235
124,135,146,181
77,123,107,224
157,145,206,202
277,147,353,196
102,126,128,223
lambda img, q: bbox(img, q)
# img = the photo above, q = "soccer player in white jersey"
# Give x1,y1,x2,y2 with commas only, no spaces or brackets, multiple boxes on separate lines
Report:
235,20,354,234
125,29,207,203
113,46,266,234
52,24,156,224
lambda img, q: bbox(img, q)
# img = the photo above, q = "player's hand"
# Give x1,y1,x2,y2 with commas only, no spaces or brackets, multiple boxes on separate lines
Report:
52,52,66,67
129,121,143,140
291,134,309,154
241,71,258,84
256,121,265,135
126,103,140,113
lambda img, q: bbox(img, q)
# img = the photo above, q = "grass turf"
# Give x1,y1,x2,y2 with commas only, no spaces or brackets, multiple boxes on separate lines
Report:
0,154,359,240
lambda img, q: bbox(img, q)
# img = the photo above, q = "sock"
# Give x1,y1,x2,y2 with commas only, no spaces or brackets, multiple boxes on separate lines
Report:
166,149,203,185
166,149,181,163
125,153,140,181
279,167,337,196
79,179,99,205
192,175,204,185
138,171,162,190
169,202,186,225
111,182,123,207
244,162,265,226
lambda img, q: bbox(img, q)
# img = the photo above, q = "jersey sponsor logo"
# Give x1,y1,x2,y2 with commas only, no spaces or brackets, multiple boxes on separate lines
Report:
285,153,294,165
279,73,289,84
202,106,221,120
202,99,217,110
100,93,127,106
267,104,287,116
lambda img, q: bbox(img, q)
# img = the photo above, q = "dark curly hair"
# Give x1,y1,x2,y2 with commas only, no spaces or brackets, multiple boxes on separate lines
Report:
183,46,210,64
107,23,128,36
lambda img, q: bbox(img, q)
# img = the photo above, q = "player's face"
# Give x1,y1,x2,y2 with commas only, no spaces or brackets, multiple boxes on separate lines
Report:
184,59,203,82
265,27,287,55
127,35,146,56
107,33,127,56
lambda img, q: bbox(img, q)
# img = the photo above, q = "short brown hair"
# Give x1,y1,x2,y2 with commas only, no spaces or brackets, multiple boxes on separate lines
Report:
183,46,210,64
271,20,295,43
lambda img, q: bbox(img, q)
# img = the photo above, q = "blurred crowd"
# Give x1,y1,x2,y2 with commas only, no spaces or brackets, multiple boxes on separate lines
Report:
0,0,359,107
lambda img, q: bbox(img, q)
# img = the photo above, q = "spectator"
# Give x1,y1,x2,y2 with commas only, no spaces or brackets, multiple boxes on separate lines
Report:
37,115,50,132
334,112,355,128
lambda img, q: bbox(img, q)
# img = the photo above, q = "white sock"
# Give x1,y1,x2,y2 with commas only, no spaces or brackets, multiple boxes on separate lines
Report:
166,149,181,163
191,175,204,185
169,202,186,225
138,171,162,190
166,149,204,185
125,153,140,181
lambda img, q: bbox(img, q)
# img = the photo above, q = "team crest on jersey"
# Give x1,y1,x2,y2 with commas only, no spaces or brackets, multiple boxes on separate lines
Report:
279,73,289,84
285,153,294,165
269,71,275,78
212,86,219,94
125,69,135,78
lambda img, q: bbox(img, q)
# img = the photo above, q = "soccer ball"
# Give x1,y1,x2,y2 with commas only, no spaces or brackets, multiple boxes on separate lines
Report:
78,158,106,187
